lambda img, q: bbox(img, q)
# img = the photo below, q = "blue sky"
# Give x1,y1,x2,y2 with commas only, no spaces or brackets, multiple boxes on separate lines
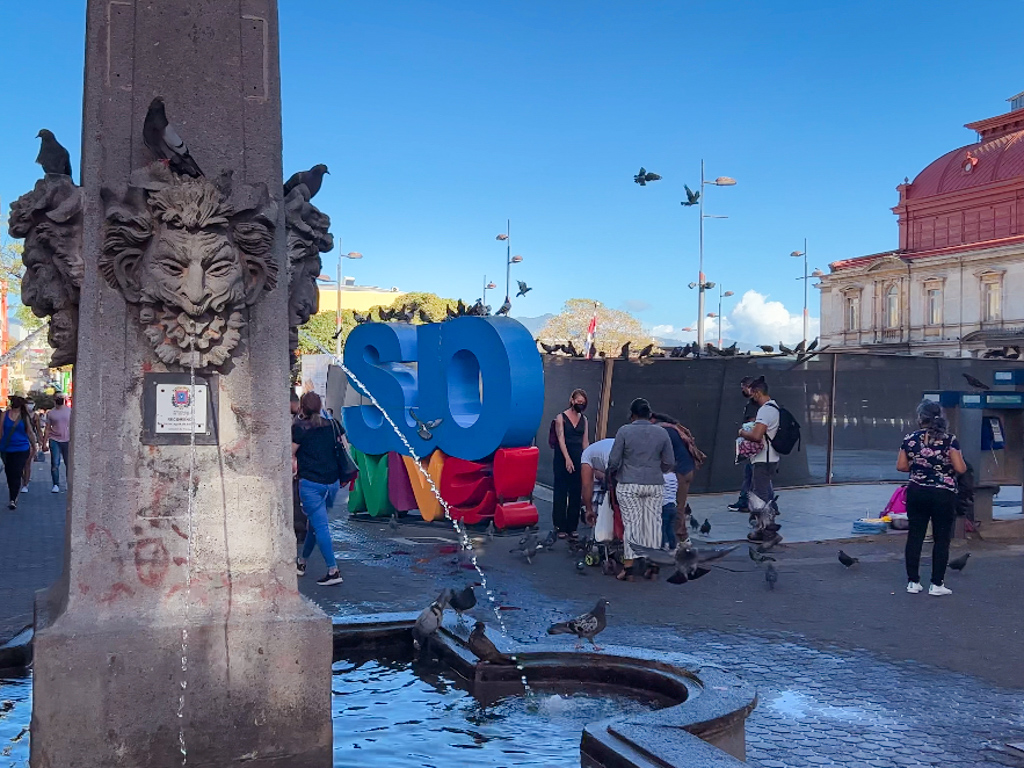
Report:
2,1,1022,343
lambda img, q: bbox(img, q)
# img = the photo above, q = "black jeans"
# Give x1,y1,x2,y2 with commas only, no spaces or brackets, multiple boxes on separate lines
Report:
2,450,31,504
905,483,956,586
552,455,582,534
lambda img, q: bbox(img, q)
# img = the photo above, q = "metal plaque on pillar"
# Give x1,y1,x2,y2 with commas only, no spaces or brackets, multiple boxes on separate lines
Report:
142,372,218,445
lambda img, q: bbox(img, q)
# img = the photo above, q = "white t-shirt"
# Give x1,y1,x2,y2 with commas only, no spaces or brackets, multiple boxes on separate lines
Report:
581,438,615,473
751,400,780,464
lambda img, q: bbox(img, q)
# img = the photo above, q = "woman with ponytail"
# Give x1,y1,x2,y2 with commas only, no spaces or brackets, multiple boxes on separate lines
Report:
897,400,966,596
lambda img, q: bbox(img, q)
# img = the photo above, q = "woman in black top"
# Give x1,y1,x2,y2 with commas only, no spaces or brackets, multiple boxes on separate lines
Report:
552,388,590,538
292,392,343,586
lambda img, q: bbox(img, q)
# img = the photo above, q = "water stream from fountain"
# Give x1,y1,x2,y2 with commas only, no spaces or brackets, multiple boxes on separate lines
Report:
176,339,198,765
299,329,533,694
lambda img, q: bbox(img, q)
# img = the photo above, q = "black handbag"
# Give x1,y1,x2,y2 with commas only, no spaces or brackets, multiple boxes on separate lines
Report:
329,417,358,484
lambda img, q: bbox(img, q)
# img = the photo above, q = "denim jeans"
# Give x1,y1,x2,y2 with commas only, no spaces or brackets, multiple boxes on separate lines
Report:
49,440,70,487
299,478,340,570
661,502,677,550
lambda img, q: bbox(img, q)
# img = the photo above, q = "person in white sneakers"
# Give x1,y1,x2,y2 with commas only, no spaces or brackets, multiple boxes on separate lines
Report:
45,394,72,493
897,400,966,596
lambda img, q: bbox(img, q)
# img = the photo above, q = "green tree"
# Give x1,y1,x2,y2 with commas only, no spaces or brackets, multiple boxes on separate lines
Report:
538,298,654,357
297,292,461,356
0,201,29,330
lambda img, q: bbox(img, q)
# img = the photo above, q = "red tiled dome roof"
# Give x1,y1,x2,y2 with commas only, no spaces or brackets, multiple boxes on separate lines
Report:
908,128,1024,200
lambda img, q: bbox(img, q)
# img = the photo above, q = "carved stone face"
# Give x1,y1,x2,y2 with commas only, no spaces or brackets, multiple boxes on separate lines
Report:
284,185,333,366
101,166,278,370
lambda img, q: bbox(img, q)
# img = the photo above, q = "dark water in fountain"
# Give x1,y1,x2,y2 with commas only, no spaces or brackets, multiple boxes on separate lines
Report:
0,655,658,768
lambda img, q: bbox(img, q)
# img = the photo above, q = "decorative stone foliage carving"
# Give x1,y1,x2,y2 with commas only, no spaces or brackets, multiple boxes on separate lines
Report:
284,184,333,366
100,164,279,370
7,175,85,367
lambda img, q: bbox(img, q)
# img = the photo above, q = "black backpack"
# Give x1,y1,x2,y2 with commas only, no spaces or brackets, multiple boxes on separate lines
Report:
765,401,801,455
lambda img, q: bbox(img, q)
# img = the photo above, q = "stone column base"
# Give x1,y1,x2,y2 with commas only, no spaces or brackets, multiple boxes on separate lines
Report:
30,599,331,768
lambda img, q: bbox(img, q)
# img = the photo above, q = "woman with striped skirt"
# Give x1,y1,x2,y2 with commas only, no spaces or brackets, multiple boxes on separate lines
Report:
608,398,676,581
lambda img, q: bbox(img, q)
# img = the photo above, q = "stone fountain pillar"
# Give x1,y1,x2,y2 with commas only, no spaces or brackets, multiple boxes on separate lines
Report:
30,2,333,766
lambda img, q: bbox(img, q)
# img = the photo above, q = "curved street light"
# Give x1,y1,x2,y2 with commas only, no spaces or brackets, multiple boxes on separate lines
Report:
335,250,364,356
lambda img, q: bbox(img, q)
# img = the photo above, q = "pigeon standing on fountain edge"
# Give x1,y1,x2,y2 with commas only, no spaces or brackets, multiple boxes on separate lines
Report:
467,622,515,665
547,598,609,649
412,589,451,651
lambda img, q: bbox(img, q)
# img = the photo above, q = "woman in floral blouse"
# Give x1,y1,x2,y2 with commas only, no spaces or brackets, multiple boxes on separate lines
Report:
897,400,966,596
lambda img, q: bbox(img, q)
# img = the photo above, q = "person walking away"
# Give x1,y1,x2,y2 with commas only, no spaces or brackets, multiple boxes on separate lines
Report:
738,379,782,544
1,396,39,509
661,469,678,550
651,412,705,547
552,389,590,539
581,437,615,542
898,400,966,596
19,401,42,494
289,390,306,539
45,394,72,493
728,377,760,512
608,398,674,580
292,392,343,585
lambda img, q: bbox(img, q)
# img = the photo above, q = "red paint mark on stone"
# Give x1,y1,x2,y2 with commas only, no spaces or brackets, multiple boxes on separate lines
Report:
173,557,187,566
100,582,135,604
170,524,189,540
134,538,170,587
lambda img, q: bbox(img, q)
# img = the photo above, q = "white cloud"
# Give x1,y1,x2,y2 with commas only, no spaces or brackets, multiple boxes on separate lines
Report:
649,291,818,346
728,290,819,345
621,299,652,313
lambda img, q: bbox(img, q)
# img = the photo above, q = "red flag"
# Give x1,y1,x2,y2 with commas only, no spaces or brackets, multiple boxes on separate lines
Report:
585,307,598,358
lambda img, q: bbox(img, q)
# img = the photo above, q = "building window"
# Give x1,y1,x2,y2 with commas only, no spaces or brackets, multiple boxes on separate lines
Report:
885,285,900,328
845,294,860,331
982,278,1002,322
926,287,942,325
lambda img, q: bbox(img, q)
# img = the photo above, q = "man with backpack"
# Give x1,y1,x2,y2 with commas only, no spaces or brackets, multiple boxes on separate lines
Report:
738,378,797,543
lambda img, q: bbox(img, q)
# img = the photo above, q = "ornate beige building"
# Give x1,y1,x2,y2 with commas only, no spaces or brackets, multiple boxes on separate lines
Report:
819,94,1024,357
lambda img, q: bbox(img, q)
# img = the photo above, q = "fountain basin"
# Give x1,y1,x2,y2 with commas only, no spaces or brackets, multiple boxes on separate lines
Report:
1,615,755,767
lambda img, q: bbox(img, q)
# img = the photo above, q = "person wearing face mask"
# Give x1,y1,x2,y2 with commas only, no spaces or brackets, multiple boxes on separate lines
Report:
727,376,760,513
551,388,590,539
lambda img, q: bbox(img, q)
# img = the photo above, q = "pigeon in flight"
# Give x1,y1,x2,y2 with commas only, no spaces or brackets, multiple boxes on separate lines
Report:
35,130,73,178
838,550,859,568
749,547,776,564
948,552,970,572
681,184,700,206
467,622,514,665
539,341,561,354
496,298,512,316
765,563,778,590
962,373,989,391
284,163,330,198
412,589,451,651
516,280,532,298
510,531,543,563
633,167,662,186
547,598,609,649
409,408,442,440
629,543,738,584
143,97,203,178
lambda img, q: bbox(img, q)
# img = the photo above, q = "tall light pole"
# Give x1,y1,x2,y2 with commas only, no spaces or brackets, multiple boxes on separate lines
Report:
335,250,363,356
791,239,818,348
716,286,735,348
496,220,523,301
482,277,496,307
689,161,736,348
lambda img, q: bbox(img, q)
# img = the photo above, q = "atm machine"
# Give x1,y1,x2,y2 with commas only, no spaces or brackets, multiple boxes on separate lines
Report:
924,370,1024,525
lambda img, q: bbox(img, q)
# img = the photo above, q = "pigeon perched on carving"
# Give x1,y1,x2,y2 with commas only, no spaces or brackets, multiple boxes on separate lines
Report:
143,97,203,178
284,163,330,198
35,130,73,178
547,598,609,649
467,622,514,665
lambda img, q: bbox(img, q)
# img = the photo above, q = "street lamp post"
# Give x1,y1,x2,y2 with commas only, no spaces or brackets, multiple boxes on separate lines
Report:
482,277,497,307
693,161,736,348
716,286,735,348
335,250,363,357
496,220,523,301
790,238,813,348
